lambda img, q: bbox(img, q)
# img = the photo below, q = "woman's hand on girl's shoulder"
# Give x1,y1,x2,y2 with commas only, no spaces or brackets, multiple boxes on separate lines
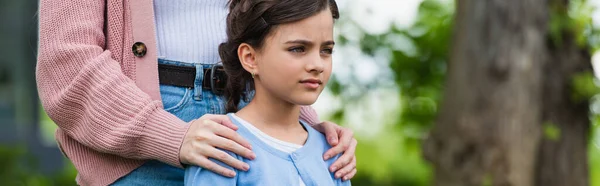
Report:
314,121,357,181
179,114,256,177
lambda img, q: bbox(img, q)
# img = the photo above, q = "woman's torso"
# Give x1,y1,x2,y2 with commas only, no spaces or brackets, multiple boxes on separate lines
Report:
153,0,228,64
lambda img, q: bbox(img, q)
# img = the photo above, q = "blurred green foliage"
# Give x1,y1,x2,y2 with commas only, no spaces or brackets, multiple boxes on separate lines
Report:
330,0,600,185
572,72,600,102
328,0,453,185
543,122,561,141
0,145,77,186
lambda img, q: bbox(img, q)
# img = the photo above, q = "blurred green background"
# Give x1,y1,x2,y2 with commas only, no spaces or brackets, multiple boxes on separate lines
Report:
3,0,600,185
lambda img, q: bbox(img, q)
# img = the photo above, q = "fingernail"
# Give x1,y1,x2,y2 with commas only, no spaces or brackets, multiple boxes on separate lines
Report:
251,154,256,159
227,171,235,177
335,173,341,178
324,155,330,160
243,164,250,171
330,166,337,172
329,137,337,143
343,176,348,181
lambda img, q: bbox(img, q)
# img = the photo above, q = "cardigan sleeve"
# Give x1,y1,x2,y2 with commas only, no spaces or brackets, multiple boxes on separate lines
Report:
36,0,188,167
300,106,321,126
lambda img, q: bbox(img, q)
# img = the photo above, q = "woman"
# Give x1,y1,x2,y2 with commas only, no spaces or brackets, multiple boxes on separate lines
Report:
186,0,350,185
36,0,357,185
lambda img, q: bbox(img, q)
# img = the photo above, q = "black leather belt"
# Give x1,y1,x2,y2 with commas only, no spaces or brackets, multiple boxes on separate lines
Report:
158,64,227,94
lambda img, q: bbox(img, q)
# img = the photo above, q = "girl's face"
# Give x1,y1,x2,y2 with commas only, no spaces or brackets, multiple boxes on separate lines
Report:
254,9,334,106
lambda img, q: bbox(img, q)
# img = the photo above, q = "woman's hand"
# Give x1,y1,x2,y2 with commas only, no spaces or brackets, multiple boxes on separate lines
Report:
179,114,256,177
314,121,358,181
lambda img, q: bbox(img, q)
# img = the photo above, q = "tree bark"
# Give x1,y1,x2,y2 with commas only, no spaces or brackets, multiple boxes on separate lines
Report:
536,1,591,185
423,0,593,185
535,34,590,186
423,0,548,185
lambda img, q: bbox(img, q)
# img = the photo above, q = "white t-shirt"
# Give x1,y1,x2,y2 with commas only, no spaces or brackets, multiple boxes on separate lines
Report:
153,0,228,64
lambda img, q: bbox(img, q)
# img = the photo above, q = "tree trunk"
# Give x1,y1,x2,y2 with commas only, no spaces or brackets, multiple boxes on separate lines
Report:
423,0,547,185
536,1,591,185
535,34,591,186
423,0,592,185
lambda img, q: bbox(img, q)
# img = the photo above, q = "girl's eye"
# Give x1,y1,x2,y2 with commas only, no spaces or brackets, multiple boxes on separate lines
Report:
288,46,305,53
321,48,333,55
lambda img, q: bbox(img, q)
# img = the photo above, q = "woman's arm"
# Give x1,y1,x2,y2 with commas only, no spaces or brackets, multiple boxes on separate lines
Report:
37,0,188,167
300,106,321,125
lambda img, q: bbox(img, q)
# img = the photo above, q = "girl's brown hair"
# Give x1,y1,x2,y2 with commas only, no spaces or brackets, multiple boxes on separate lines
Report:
220,0,340,113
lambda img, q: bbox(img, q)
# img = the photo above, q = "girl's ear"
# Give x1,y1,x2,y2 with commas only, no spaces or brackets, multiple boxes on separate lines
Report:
237,43,259,75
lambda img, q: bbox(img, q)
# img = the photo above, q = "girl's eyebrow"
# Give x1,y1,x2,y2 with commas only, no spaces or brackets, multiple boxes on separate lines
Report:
285,39,313,46
284,40,335,46
322,41,335,46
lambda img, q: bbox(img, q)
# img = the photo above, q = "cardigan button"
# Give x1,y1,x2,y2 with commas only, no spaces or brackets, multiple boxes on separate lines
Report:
132,42,147,57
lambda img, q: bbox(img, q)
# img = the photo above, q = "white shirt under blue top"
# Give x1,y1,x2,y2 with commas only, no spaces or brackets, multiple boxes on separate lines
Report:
231,114,306,186
184,113,351,186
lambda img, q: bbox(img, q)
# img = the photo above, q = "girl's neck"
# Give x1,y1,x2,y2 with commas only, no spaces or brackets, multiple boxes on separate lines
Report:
235,82,309,146
236,84,308,145
236,91,302,131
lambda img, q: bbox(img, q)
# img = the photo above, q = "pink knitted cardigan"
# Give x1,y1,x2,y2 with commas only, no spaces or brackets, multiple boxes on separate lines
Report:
36,0,321,185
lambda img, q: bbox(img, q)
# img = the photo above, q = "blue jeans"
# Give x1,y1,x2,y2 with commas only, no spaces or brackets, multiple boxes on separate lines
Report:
111,59,250,185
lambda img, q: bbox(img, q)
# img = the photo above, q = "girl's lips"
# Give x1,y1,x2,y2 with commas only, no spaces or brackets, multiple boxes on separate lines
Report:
299,78,322,84
299,79,322,89
302,82,320,89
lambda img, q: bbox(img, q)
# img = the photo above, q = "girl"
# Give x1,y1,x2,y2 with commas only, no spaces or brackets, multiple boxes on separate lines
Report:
185,0,351,185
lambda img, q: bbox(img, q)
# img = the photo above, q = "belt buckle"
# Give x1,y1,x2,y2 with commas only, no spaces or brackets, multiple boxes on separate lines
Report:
210,64,225,94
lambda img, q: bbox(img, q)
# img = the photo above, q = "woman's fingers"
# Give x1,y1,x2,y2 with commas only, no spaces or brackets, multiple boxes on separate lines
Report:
202,114,238,131
205,145,250,172
318,121,339,146
343,168,357,181
194,154,237,177
334,155,356,179
319,123,358,180
329,138,357,172
210,121,254,155
210,131,256,160
323,127,354,160
179,115,255,176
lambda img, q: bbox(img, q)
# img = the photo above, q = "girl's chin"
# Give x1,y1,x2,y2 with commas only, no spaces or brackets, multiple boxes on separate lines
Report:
286,95,318,106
